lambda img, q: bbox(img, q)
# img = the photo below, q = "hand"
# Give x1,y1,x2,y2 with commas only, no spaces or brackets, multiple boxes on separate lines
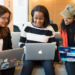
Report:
55,46,57,51
59,61,65,65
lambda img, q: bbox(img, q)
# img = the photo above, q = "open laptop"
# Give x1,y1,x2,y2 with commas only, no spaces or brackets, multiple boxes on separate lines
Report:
0,48,24,70
25,43,55,60
58,47,75,62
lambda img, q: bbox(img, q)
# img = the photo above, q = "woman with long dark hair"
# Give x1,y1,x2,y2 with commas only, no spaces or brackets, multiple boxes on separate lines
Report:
0,5,15,75
59,3,75,75
19,5,57,75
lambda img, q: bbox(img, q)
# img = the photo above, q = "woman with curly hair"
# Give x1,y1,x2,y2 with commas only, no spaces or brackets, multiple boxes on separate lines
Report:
59,3,75,75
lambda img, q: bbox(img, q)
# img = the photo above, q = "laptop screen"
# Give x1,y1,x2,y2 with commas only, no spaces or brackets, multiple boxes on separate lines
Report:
58,47,75,62
25,43,56,60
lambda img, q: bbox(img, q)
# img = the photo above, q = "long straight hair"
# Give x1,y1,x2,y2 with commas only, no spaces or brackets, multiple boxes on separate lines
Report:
0,5,11,39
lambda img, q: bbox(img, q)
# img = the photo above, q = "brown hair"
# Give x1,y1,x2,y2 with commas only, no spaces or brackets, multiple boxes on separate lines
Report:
0,5,11,39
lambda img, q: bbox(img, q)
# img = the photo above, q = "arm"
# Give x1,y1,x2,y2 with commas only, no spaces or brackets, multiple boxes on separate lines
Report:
48,26,57,51
19,24,26,48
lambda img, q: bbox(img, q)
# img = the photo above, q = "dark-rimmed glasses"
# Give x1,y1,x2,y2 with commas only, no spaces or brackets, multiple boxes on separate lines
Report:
0,16,9,20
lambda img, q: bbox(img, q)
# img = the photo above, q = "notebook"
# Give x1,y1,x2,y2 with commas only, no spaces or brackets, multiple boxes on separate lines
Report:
25,43,55,60
58,47,75,62
0,48,24,70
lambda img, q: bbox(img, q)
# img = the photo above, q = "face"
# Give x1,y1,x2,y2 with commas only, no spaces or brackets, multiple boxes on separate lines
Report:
0,12,9,27
63,16,74,25
33,11,45,28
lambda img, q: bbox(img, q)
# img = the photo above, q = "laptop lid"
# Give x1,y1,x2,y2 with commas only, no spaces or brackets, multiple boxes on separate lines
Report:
58,47,75,62
0,48,24,70
25,43,55,60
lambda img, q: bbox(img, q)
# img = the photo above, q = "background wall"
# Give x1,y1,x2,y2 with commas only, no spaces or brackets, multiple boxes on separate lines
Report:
29,0,75,31
4,0,13,32
0,0,28,31
0,0,4,5
1,0,75,31
13,0,28,31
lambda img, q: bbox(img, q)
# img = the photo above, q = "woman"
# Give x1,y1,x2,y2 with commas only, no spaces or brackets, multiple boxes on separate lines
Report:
19,5,57,75
0,5,15,75
59,3,75,75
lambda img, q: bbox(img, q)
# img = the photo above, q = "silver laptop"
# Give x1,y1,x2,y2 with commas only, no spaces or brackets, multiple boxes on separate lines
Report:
0,48,24,70
25,43,55,60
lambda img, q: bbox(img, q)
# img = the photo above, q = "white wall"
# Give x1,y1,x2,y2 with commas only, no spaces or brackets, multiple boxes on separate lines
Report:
13,0,27,31
0,0,4,5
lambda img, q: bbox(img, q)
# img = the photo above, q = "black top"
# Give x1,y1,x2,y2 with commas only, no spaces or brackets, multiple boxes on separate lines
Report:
66,25,75,47
2,27,12,50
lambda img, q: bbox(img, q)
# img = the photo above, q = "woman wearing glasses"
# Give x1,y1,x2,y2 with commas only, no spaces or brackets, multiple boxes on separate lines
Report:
0,5,15,75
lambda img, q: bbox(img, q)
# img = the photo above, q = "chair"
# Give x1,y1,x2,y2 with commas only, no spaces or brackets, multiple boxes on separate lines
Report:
50,24,58,32
13,25,21,32
50,20,53,24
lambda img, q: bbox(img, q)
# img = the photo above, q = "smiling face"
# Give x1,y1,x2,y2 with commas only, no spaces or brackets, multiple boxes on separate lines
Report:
0,12,9,27
63,16,74,25
33,11,45,28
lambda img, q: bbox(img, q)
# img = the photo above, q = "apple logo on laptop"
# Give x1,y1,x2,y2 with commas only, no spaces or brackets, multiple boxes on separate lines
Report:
38,50,42,54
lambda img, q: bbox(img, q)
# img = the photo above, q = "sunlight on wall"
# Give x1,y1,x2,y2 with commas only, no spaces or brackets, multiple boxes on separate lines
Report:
72,0,75,2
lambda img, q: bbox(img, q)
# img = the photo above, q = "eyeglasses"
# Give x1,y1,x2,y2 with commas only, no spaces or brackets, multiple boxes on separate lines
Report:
0,16,9,20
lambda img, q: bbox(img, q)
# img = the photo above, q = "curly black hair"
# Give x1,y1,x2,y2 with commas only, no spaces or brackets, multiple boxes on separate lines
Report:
60,15,75,36
61,15,75,30
31,5,50,28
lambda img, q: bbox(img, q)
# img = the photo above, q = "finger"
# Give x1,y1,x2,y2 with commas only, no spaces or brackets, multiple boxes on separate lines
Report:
63,62,65,65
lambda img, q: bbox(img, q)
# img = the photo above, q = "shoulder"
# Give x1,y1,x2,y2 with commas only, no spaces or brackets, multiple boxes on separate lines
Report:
47,25,55,31
23,22,31,27
46,25,55,36
6,27,11,35
6,27,11,38
22,22,31,30
7,27,10,32
3,27,10,39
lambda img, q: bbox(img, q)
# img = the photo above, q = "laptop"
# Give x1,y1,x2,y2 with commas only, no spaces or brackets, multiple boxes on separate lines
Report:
0,48,24,70
58,47,75,62
25,43,55,60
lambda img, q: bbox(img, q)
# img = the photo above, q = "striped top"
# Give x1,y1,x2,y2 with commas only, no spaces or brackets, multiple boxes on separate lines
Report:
19,22,56,51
